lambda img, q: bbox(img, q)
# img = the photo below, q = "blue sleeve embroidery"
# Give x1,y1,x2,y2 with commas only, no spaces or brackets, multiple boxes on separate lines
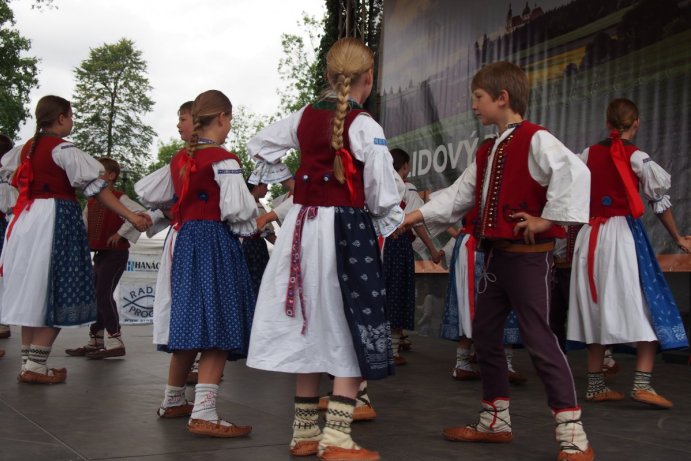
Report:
373,138,387,146
217,169,243,175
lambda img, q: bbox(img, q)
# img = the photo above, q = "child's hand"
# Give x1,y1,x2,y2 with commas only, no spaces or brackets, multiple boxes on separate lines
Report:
511,212,553,244
130,212,152,232
432,249,445,264
676,235,691,253
106,233,123,247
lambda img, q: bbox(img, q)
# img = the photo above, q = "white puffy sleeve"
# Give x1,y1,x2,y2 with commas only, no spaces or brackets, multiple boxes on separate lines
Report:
0,144,21,213
116,195,147,243
528,131,590,224
52,142,107,197
213,158,258,236
134,165,175,209
272,194,294,223
630,150,672,214
420,163,476,231
348,114,403,237
247,107,304,184
144,209,171,237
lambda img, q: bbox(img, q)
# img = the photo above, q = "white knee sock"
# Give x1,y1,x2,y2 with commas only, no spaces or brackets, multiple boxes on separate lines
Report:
190,383,230,426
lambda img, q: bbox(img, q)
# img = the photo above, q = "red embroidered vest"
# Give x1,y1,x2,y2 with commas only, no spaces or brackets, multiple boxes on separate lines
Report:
586,140,640,218
170,146,239,225
87,189,129,250
19,136,77,201
293,102,366,208
471,121,564,240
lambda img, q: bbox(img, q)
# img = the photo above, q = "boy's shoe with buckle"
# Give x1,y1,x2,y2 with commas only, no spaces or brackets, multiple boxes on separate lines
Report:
631,389,673,409
318,446,380,461
186,419,252,438
157,403,194,418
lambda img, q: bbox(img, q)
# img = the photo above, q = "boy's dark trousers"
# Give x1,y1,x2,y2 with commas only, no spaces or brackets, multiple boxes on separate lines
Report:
89,249,129,336
473,249,578,410
549,266,572,353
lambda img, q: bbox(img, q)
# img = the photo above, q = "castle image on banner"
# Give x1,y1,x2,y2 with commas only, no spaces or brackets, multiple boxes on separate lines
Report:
506,2,545,33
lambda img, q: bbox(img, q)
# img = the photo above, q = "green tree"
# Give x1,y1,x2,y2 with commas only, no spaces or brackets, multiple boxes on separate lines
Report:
71,38,156,180
0,0,39,139
147,137,184,174
228,105,271,179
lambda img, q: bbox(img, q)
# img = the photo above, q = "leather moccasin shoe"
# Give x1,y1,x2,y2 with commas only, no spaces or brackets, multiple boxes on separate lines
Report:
18,368,67,384
442,425,513,443
290,440,320,457
86,347,126,359
65,345,99,357
318,446,380,461
452,367,481,381
353,403,376,421
157,403,194,418
586,389,624,402
558,444,595,461
631,389,673,409
186,419,252,438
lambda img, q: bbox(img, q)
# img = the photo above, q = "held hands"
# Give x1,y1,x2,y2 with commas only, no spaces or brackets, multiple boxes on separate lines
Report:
432,249,445,265
511,212,553,244
676,235,691,253
129,212,152,232
106,233,124,247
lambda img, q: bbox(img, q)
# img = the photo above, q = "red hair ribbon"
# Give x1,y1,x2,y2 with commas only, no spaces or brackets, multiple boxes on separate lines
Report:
170,153,197,230
609,130,644,219
337,147,357,202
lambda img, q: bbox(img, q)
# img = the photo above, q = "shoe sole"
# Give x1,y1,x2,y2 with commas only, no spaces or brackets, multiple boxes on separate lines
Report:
86,349,126,360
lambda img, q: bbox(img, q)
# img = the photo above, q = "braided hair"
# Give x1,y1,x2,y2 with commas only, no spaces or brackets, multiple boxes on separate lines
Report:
326,38,374,184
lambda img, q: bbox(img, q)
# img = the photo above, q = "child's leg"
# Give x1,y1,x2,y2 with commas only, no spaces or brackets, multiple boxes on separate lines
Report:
452,336,480,380
20,326,65,384
585,344,623,401
158,349,198,418
186,350,251,437
290,373,322,456
320,376,379,460
631,341,672,408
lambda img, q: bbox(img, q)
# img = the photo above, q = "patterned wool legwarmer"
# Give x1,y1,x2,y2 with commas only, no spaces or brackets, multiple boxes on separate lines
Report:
291,396,322,446
320,395,358,451
25,345,52,374
191,383,229,426
21,344,30,370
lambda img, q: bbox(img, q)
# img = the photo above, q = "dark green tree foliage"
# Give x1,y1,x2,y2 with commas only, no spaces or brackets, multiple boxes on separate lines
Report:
147,137,184,174
0,0,39,139
71,38,155,179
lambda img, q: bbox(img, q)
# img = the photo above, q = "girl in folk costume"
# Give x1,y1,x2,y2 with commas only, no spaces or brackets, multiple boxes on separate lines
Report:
0,95,150,384
383,148,442,366
246,38,403,461
567,98,690,408
137,90,258,437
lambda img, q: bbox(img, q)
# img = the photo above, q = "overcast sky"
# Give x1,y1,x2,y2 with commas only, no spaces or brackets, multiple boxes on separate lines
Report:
12,0,324,158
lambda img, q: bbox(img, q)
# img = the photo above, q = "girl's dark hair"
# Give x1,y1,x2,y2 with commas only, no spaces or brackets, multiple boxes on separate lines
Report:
29,95,71,159
606,98,639,133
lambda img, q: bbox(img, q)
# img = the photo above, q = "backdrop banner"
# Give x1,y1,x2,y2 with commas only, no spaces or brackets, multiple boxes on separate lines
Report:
379,0,690,252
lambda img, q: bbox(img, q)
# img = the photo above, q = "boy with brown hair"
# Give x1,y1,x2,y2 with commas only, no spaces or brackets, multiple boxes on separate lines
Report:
66,157,145,359
400,61,594,461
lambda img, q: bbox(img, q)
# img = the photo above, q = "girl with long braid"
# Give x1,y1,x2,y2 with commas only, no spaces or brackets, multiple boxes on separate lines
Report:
0,95,150,384
137,90,258,437
568,98,690,408
246,38,402,461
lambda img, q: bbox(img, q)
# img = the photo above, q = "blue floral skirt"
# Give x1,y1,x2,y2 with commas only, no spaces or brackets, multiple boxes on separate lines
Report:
168,220,256,359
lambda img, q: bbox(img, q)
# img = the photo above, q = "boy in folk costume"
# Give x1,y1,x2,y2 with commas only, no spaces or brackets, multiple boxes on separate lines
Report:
567,98,690,409
65,157,145,358
401,61,594,461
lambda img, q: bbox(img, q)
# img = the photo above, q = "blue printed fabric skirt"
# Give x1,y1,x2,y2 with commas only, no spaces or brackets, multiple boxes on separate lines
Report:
440,235,522,344
48,200,98,326
383,233,415,330
242,236,270,299
168,220,256,359
334,207,395,380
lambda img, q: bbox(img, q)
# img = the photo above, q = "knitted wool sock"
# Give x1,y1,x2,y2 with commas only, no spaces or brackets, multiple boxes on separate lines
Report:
319,395,358,452
291,396,321,447
585,372,608,399
161,384,188,408
632,371,655,393
21,344,30,371
455,347,474,371
25,345,51,374
190,383,230,426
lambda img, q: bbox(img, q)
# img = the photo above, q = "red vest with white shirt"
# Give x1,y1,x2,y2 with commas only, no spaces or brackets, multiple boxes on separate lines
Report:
18,136,77,201
586,139,640,218
87,189,129,250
